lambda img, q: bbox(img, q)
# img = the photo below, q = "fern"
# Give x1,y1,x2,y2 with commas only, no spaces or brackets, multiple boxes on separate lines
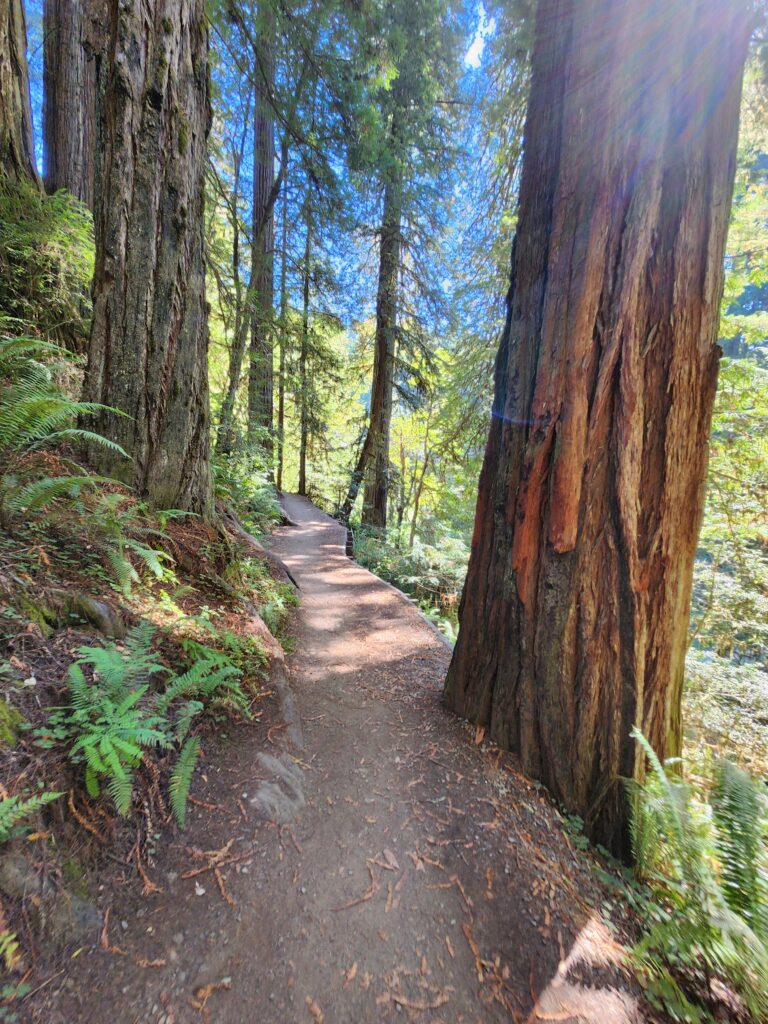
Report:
0,928,21,972
169,737,201,827
630,728,768,1022
38,628,245,823
712,760,768,939
0,790,63,844
0,333,127,528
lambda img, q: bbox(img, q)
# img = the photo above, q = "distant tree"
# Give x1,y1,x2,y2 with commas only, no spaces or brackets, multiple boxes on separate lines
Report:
83,0,213,514
340,0,460,531
42,0,97,207
247,0,276,457
444,0,753,856
0,0,38,182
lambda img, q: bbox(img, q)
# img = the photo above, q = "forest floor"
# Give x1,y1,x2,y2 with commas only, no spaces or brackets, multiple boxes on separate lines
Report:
31,496,644,1024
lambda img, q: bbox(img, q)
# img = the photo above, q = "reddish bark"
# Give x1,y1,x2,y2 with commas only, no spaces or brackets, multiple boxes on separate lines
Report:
444,0,752,855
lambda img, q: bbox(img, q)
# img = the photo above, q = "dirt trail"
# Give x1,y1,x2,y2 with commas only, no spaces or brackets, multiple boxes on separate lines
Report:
42,496,640,1023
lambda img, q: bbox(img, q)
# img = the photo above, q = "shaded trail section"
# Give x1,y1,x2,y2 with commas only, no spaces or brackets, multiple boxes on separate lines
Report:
46,495,639,1023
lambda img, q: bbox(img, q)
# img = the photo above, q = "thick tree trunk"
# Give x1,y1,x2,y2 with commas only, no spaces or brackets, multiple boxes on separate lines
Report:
361,176,402,530
42,0,96,207
444,0,751,856
83,0,213,515
276,139,289,493
0,0,38,182
247,4,275,459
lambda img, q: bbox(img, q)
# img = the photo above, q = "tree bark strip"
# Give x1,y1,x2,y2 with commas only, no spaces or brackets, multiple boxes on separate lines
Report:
83,0,213,515
43,0,97,207
276,139,289,492
298,177,312,497
361,174,402,529
247,2,276,459
444,0,751,856
0,0,38,183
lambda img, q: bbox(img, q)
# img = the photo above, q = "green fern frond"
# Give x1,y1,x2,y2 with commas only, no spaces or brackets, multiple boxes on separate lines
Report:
0,790,63,844
169,737,200,828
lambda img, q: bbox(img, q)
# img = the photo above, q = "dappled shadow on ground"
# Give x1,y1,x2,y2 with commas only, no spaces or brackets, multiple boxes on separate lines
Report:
40,493,643,1023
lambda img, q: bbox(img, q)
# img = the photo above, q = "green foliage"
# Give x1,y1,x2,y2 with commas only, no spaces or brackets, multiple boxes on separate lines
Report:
713,761,768,936
353,527,466,640
213,449,281,535
0,790,63,844
0,929,21,972
37,624,248,825
0,178,94,348
630,728,768,1022
0,332,125,528
169,737,200,828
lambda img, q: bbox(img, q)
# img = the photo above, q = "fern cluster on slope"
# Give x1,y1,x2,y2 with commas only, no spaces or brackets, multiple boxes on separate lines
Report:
36,624,249,825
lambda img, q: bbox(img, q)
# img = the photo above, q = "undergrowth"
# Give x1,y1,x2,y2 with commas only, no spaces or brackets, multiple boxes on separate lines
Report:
34,623,249,825
352,527,464,641
628,728,768,1023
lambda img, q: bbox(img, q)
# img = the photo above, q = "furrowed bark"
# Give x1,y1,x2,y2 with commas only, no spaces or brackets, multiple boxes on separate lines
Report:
43,0,97,207
298,178,312,497
444,0,751,857
0,0,38,183
361,174,402,530
83,0,213,515
276,139,289,493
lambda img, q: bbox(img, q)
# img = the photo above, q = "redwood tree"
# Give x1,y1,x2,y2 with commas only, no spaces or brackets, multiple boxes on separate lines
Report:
0,0,38,182
444,0,752,855
42,0,97,207
83,0,213,514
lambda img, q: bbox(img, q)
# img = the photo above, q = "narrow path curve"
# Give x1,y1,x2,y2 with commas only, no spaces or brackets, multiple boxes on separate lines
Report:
47,496,638,1024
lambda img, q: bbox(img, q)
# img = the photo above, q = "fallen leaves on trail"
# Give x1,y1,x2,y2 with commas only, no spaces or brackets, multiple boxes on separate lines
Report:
342,962,358,988
380,966,454,1015
383,848,400,871
99,909,127,957
305,995,324,1021
484,867,494,901
332,861,377,910
68,790,107,843
191,976,232,1012
132,843,163,895
462,922,484,983
390,992,450,1011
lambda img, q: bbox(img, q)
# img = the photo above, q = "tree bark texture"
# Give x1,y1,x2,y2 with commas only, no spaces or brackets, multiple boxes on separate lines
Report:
43,0,97,207
0,0,38,182
247,5,275,456
276,139,289,492
298,181,312,496
361,176,401,530
83,0,213,515
444,0,751,856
